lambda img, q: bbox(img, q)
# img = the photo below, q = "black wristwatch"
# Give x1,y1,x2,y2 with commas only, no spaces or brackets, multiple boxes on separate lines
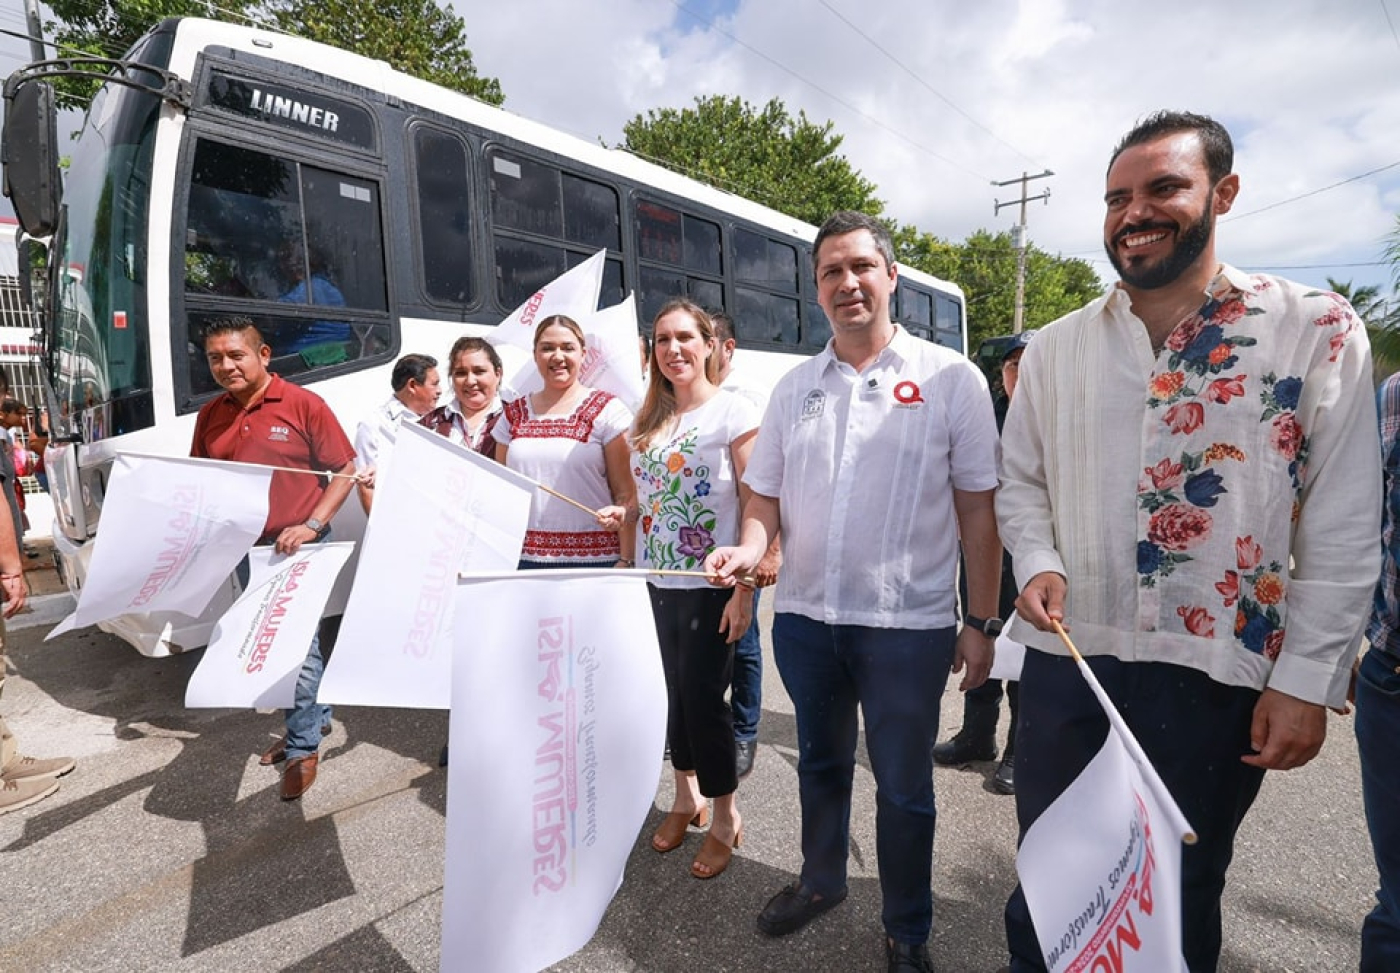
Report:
304,517,330,539
964,614,1003,637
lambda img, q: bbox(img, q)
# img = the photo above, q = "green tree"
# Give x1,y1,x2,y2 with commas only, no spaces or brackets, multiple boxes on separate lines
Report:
621,95,883,226
893,225,1102,355
267,0,501,103
44,0,502,107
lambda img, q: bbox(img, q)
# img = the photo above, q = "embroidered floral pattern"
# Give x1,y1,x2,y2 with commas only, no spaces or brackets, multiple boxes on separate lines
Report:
1137,444,1240,587
1220,534,1286,658
635,428,719,570
1259,372,1309,497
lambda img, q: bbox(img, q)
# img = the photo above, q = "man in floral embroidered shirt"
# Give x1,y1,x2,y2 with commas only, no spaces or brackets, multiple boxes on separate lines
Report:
996,111,1381,971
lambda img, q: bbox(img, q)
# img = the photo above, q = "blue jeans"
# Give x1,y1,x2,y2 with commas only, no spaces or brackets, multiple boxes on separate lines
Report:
237,540,332,762
731,587,763,743
772,612,955,945
1358,647,1400,971
1004,649,1264,972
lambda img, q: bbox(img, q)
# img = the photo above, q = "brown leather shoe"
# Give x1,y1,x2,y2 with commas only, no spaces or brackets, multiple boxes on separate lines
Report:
280,753,318,800
260,723,332,766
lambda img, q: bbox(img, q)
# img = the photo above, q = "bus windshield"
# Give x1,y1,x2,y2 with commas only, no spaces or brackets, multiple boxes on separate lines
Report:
54,45,169,441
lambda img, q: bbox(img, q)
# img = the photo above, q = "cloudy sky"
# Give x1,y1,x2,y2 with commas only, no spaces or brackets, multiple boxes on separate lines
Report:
461,0,1400,296
0,1,1394,297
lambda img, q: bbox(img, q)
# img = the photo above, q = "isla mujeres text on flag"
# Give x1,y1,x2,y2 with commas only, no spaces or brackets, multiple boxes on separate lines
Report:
1017,656,1194,973
317,422,532,709
185,543,354,708
441,571,667,973
48,453,271,640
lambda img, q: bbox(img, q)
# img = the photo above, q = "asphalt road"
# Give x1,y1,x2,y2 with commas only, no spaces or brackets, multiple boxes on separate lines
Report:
0,595,1374,973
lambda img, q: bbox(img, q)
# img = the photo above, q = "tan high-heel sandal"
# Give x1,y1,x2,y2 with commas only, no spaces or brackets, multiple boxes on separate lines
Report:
651,806,711,853
690,826,744,879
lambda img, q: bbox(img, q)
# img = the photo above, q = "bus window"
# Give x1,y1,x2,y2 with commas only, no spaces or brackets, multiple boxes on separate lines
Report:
413,127,475,306
897,283,933,331
638,265,723,325
490,152,561,237
935,293,963,347
562,173,620,252
805,300,831,350
181,138,388,388
734,228,797,292
735,288,799,344
636,200,721,276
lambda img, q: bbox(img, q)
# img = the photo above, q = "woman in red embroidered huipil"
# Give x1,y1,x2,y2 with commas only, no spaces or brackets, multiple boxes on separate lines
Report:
494,315,636,568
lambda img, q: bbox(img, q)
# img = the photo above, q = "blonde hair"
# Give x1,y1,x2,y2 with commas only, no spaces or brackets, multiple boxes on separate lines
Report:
632,299,721,453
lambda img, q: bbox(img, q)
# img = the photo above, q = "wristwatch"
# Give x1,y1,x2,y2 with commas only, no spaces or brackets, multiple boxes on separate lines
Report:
304,517,330,538
964,614,1004,637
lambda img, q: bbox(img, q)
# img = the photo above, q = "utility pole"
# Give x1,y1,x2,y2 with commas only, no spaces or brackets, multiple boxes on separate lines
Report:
22,0,47,63
993,169,1053,334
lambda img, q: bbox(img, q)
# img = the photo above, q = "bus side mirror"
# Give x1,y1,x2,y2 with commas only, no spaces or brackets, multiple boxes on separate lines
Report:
2,80,60,239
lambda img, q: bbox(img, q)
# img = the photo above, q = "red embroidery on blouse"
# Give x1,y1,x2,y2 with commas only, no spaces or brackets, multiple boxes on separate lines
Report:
522,529,620,560
503,390,614,444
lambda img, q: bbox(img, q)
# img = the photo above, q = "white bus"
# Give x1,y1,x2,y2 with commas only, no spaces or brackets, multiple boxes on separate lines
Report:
1,17,968,655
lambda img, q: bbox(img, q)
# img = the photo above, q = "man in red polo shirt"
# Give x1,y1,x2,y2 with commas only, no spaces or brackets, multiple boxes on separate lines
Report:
192,316,357,800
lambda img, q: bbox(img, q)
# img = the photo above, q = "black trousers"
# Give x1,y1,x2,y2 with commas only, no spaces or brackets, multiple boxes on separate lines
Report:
1005,649,1266,972
648,585,737,798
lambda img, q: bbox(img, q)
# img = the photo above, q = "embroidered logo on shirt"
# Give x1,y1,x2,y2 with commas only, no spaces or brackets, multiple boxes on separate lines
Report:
801,390,826,421
893,381,925,407
268,424,292,443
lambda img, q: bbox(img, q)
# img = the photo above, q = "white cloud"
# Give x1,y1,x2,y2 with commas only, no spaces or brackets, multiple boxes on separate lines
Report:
468,0,1399,291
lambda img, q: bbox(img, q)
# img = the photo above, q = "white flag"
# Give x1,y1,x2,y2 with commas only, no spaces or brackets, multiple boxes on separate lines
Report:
48,454,271,640
989,610,1026,682
318,423,533,708
1017,658,1193,973
579,293,645,407
502,293,644,406
184,543,354,708
441,571,667,973
492,249,606,352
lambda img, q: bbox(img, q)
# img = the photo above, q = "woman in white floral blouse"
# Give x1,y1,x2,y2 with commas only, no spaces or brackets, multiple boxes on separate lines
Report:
630,300,759,880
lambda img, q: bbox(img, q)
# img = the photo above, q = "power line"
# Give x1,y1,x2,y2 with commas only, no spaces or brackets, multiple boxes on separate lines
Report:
1222,159,1400,222
1382,0,1400,55
814,0,1042,168
667,0,994,185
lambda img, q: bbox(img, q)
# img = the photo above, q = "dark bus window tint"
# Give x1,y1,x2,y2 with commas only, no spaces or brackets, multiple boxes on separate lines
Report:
562,173,620,251
496,237,566,309
639,264,684,324
563,252,624,309
299,166,386,312
637,200,681,264
185,141,301,301
414,128,474,305
490,153,562,237
736,287,798,344
690,278,722,312
734,228,797,291
187,309,391,397
935,293,962,338
684,214,721,276
897,284,932,329
805,300,831,349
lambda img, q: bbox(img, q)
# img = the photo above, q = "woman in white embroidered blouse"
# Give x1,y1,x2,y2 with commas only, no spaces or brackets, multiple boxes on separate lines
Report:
494,315,636,568
631,300,758,881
